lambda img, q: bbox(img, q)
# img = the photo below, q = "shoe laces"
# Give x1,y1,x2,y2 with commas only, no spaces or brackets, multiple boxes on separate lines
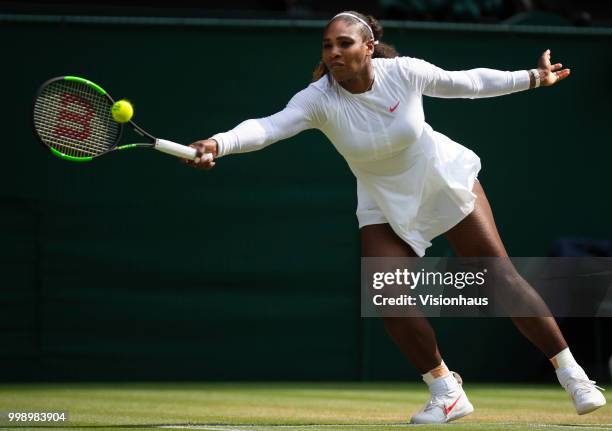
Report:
567,376,605,398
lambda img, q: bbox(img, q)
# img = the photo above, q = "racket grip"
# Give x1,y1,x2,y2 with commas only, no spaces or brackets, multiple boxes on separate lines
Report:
154,139,213,162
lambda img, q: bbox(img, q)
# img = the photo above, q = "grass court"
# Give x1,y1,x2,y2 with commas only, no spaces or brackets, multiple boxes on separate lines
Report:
0,382,610,431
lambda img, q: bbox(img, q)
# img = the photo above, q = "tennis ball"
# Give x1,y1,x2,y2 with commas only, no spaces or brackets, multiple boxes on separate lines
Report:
111,99,134,123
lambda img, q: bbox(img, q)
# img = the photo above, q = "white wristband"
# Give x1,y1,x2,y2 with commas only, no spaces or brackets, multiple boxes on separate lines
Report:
530,69,541,88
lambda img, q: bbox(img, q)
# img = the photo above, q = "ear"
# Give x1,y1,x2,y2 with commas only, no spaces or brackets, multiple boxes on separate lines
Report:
365,39,375,56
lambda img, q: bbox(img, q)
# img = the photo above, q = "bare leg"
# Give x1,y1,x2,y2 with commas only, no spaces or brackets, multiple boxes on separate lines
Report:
444,181,568,358
362,223,442,373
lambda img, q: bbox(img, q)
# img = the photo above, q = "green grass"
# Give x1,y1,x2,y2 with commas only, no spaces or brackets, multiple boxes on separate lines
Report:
0,382,609,431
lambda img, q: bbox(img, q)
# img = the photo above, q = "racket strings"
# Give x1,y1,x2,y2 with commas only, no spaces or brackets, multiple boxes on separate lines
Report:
34,80,120,158
35,94,106,155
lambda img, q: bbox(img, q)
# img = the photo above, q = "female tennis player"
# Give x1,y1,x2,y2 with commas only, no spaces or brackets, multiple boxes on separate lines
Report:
184,11,606,423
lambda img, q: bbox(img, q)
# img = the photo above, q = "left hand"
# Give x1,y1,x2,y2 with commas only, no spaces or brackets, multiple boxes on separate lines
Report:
537,49,571,87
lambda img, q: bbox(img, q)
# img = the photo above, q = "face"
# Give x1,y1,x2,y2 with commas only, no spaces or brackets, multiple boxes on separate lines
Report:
322,19,373,82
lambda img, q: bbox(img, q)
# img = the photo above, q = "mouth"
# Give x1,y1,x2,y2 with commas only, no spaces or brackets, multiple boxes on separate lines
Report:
329,62,344,69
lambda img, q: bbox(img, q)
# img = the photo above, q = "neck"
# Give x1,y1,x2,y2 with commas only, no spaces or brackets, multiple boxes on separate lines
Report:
338,63,375,94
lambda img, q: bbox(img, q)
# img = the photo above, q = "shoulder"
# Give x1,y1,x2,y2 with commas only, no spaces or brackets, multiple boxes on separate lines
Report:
310,75,333,93
372,56,405,69
285,78,332,125
288,77,332,109
374,56,434,73
378,57,441,92
373,56,441,94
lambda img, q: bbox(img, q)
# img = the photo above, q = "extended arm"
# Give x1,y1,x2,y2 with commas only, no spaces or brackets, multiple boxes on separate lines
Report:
422,66,530,98
184,87,320,169
212,106,312,157
407,49,570,99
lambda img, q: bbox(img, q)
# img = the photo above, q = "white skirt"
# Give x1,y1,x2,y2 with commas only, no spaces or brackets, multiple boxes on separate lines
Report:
352,124,481,257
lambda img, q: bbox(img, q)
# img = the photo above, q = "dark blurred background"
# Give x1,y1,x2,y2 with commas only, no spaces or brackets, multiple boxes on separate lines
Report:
1,2,611,384
2,0,612,26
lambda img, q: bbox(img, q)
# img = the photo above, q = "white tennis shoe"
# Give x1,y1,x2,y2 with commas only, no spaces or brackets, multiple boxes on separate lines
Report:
410,371,474,424
556,365,606,415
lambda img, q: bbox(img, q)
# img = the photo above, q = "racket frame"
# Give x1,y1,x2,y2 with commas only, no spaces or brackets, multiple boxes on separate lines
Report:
33,75,157,162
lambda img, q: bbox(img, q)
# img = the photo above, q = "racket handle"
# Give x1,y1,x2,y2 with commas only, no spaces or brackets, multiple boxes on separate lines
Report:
154,139,213,162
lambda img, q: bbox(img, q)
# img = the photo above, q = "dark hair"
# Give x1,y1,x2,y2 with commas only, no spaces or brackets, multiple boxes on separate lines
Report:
312,11,399,82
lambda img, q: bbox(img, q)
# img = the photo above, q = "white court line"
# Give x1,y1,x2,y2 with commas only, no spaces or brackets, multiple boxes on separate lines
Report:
159,427,251,431
158,423,612,430
158,425,409,430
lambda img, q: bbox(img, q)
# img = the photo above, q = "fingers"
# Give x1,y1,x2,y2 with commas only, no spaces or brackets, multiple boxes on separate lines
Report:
192,146,216,169
182,140,216,170
536,48,571,86
541,67,570,87
538,49,551,69
539,50,565,70
555,68,571,82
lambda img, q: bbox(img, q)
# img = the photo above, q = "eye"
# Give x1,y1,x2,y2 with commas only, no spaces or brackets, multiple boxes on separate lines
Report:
322,43,331,49
340,40,353,48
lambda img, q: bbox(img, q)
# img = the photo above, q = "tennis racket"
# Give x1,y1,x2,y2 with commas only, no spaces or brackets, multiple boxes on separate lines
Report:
32,76,212,163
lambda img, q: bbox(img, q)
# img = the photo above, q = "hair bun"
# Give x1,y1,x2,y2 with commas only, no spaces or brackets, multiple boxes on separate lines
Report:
365,14,384,41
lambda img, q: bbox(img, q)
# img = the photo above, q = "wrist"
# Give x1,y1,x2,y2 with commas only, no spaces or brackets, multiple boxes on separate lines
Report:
207,137,221,158
210,138,219,157
210,133,226,157
529,68,541,88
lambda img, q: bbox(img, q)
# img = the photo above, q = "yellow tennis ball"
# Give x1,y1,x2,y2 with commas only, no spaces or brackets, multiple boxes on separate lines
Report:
111,99,134,123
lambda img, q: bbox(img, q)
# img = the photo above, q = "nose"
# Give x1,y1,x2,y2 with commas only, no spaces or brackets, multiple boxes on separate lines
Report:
330,44,341,58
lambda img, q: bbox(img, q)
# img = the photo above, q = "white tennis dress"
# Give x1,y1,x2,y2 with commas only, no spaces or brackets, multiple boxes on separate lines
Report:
212,57,530,256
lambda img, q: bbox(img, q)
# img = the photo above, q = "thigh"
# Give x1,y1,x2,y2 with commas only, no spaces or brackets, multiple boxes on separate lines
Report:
361,224,423,319
444,181,508,257
361,223,418,257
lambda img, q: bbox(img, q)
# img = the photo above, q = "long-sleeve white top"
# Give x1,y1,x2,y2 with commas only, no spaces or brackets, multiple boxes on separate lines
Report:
212,57,530,256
